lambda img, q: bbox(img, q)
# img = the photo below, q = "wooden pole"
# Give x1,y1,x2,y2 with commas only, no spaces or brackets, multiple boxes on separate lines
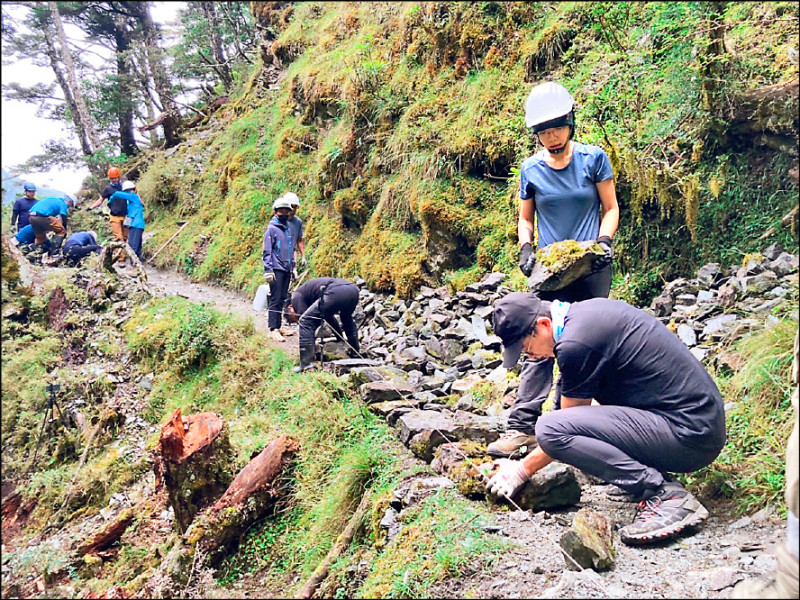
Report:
147,221,189,264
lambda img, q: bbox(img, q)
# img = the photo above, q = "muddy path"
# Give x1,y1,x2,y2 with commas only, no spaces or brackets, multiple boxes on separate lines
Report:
142,266,785,599
145,266,299,358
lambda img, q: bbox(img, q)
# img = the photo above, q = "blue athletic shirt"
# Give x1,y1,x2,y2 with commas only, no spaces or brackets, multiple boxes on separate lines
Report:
29,197,69,218
14,225,36,245
64,231,97,249
519,142,614,248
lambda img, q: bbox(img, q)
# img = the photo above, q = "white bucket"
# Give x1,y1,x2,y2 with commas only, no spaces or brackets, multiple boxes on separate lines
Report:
252,284,271,311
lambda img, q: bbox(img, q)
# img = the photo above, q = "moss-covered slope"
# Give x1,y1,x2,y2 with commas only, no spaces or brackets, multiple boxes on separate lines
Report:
138,1,798,300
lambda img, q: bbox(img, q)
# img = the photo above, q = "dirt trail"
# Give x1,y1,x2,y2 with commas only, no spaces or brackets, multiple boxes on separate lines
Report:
145,266,299,358
143,266,786,599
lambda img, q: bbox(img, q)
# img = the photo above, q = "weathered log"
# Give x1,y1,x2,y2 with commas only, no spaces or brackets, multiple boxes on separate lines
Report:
76,509,135,556
184,435,300,566
153,409,235,534
98,241,153,295
1,234,44,294
298,492,371,599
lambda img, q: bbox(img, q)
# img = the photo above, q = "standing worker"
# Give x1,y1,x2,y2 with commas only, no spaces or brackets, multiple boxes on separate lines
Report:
487,293,726,545
63,230,102,266
88,166,126,264
109,181,145,261
11,182,38,232
284,192,307,275
263,196,294,341
28,195,73,254
487,81,620,458
286,277,360,372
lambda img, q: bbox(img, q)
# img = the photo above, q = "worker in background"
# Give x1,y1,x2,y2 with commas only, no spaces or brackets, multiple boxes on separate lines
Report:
487,293,725,545
11,182,38,232
109,181,145,261
284,192,307,276
28,195,73,255
88,166,126,263
286,277,360,372
263,196,294,341
63,230,102,266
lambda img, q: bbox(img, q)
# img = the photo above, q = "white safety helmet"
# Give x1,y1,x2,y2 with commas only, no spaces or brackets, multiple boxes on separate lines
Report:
283,192,300,207
273,196,293,211
524,81,575,130
122,180,136,191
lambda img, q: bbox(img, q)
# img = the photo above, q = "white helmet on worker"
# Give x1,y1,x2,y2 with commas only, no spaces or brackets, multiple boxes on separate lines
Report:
122,180,136,191
283,192,300,207
524,81,575,133
273,196,293,211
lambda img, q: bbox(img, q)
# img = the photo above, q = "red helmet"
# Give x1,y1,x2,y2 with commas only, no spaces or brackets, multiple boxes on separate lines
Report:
108,166,121,179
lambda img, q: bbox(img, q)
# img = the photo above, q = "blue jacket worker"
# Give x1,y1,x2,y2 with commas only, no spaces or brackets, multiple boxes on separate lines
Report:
28,196,73,253
286,277,360,372
488,80,621,458
262,196,294,338
487,293,725,546
12,182,38,231
12,224,36,247
109,181,145,260
63,230,102,266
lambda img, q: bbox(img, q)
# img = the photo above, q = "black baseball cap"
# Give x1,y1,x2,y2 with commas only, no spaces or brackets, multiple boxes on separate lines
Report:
493,292,542,368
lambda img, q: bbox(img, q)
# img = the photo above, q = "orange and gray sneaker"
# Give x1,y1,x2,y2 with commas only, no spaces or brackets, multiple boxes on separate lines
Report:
486,430,538,458
619,481,708,545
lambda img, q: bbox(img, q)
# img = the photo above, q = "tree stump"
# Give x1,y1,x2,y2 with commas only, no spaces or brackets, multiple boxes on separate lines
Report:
185,435,300,566
153,409,235,534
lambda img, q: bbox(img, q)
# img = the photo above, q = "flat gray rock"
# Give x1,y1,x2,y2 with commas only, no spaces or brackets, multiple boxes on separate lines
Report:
396,409,505,461
361,380,415,404
528,241,605,292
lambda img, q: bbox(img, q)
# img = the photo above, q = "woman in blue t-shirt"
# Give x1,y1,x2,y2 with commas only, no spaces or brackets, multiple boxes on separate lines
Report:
488,81,621,458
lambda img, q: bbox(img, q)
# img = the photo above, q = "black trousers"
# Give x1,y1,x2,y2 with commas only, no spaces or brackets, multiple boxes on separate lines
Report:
64,244,102,265
127,227,144,260
508,264,612,434
298,282,359,350
536,404,723,497
268,269,291,330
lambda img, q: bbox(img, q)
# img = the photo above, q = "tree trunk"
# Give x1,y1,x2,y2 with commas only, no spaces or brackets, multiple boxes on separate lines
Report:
131,1,182,147
202,2,233,91
2,234,45,294
184,435,300,566
39,7,94,161
152,409,235,534
113,13,139,157
76,509,135,556
48,1,100,151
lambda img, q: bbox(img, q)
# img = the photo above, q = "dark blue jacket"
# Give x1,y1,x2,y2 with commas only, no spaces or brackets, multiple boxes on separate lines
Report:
262,217,293,273
63,231,97,251
12,196,38,230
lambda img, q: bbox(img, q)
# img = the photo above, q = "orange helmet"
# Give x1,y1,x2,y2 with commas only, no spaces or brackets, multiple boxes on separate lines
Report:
108,166,121,179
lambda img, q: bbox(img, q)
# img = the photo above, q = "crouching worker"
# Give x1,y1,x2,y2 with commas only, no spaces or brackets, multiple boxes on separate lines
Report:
487,293,726,545
286,278,360,373
28,195,73,254
63,230,102,266
11,224,37,249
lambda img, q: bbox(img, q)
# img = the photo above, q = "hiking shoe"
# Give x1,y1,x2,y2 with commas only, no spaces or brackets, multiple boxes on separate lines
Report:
486,430,537,458
604,484,638,503
269,329,284,342
619,481,708,545
278,327,295,337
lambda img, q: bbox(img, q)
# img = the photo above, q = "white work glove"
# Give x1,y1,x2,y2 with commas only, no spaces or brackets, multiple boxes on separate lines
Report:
264,271,275,284
300,256,307,270
487,459,529,499
292,267,299,280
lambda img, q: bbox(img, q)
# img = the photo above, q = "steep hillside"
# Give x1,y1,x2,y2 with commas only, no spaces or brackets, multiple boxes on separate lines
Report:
137,1,798,301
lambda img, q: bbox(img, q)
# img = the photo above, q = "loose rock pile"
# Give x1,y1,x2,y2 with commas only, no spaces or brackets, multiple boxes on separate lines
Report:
320,243,798,523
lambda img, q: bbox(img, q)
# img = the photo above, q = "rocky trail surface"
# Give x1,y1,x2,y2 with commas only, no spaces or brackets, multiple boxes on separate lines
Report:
140,244,798,599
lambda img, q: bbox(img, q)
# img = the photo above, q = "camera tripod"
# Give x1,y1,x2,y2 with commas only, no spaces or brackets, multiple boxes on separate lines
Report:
27,383,68,474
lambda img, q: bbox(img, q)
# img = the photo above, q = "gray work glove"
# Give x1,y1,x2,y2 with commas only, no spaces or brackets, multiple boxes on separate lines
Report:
593,235,613,270
519,242,536,277
487,459,529,499
264,271,275,284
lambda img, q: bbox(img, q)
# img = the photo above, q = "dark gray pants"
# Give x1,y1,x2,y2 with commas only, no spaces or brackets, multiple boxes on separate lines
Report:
298,283,359,350
64,244,101,265
268,269,291,330
127,227,144,260
508,264,612,434
536,405,722,497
